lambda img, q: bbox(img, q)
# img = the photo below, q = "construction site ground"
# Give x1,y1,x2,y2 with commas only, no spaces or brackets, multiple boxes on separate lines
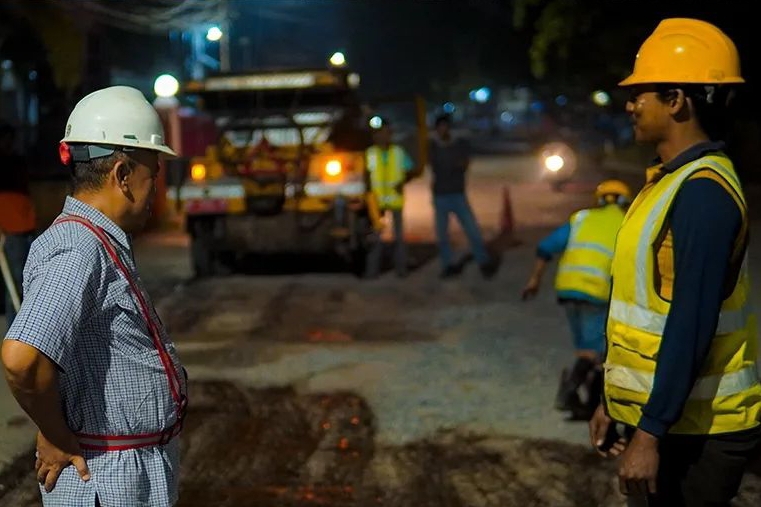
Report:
1,152,760,506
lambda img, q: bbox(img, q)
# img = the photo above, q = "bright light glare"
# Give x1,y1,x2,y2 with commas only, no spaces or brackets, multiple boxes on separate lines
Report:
206,26,223,41
592,90,611,106
330,52,346,66
544,155,565,172
191,164,207,180
325,160,342,176
154,74,179,98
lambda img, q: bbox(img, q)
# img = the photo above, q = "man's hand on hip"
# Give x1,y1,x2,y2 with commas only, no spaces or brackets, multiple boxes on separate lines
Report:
35,430,90,492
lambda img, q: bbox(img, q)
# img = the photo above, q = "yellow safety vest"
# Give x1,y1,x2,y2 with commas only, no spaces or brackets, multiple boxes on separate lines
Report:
604,154,761,435
366,145,406,210
555,204,624,301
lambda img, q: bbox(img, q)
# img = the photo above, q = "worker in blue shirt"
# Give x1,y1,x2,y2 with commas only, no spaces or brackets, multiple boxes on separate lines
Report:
589,18,761,505
522,179,631,420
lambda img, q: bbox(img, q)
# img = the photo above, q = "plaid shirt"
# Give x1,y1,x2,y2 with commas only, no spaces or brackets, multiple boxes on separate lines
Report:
5,196,187,507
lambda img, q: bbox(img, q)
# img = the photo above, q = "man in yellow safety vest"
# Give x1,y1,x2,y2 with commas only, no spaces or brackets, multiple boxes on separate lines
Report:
588,18,761,506
522,179,631,421
364,118,415,278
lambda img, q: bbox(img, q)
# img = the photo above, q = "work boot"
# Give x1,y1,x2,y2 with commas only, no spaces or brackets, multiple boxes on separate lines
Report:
567,398,596,421
555,358,595,412
567,367,603,421
439,264,463,279
554,368,577,411
569,357,596,386
587,367,603,410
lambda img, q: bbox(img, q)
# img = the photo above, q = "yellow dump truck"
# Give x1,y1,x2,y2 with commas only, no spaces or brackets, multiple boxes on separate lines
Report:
167,67,425,277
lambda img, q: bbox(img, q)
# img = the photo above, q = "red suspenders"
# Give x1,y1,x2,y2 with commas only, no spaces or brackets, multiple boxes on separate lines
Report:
55,216,187,450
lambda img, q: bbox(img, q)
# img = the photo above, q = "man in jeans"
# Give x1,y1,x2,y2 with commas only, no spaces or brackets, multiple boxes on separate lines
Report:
429,114,497,279
0,123,37,330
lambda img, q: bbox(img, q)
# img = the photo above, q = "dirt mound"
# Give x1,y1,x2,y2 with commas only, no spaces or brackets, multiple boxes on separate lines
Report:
2,381,759,507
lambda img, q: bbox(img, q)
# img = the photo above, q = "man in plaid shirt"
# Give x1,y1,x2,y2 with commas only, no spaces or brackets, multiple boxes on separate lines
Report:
1,86,186,506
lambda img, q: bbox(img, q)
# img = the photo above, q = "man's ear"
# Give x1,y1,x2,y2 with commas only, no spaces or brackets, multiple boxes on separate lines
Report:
113,159,132,191
668,89,688,115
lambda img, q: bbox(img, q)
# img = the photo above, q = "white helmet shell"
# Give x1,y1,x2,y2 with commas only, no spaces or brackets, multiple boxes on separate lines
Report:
61,85,177,157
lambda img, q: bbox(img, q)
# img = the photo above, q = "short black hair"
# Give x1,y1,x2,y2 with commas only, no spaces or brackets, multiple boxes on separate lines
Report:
71,151,131,193
435,114,452,127
655,83,735,141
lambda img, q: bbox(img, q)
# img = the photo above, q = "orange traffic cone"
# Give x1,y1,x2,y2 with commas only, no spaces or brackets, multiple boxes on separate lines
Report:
498,185,521,248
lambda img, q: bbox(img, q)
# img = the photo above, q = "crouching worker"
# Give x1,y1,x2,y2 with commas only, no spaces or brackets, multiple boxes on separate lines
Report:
522,179,631,420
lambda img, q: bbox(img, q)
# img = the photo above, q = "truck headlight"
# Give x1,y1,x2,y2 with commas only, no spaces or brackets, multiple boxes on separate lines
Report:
191,163,207,181
544,155,565,172
325,159,342,177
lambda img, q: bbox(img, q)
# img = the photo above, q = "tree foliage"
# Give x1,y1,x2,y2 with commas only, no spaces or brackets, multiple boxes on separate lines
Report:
512,0,649,86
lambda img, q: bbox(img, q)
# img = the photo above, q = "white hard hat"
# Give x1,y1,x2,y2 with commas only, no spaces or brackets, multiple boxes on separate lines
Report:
61,85,177,157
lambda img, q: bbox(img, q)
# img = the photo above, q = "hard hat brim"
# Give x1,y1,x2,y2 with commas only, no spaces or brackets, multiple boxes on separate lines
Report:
618,74,746,87
59,137,178,158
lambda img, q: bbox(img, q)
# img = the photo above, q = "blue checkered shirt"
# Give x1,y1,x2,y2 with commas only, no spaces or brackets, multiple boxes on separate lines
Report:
5,196,187,507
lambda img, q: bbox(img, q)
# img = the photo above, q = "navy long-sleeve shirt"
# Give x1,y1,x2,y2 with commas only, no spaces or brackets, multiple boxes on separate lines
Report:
637,142,744,438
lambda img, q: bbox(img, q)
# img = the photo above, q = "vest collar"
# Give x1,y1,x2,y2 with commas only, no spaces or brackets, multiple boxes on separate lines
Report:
645,141,726,184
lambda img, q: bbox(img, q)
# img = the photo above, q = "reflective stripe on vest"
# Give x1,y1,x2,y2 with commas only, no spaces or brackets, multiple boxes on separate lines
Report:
555,205,623,300
604,363,760,400
611,157,753,336
630,158,744,308
608,298,751,336
605,155,761,434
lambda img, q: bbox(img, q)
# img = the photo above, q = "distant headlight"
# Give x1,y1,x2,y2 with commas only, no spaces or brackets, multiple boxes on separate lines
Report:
325,159,342,177
544,155,564,172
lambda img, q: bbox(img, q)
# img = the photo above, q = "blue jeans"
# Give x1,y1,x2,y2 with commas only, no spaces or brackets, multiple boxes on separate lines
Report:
563,300,607,355
433,193,489,268
2,232,34,330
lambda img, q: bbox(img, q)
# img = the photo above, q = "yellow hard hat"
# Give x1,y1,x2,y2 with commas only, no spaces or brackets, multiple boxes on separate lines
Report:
619,18,744,86
596,179,632,203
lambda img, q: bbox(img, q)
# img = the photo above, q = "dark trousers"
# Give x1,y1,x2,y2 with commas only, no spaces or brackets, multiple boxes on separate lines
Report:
365,208,406,277
626,425,761,506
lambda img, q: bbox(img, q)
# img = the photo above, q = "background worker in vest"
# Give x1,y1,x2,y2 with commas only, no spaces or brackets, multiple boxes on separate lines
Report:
588,18,761,506
0,122,37,331
522,179,630,421
364,118,415,278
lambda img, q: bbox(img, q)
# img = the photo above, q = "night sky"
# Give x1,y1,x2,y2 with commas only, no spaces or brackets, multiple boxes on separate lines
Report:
221,0,761,113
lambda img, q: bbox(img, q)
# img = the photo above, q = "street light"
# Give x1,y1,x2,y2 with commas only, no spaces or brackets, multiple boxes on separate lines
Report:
469,87,491,104
154,74,179,98
206,26,223,42
592,90,611,107
330,51,346,67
